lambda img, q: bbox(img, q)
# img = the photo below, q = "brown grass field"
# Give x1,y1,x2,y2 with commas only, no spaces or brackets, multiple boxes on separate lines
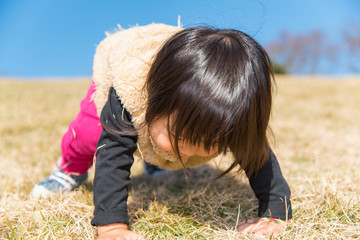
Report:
0,76,359,239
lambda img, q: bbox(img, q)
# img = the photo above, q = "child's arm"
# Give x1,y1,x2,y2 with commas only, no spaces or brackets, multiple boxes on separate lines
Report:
91,88,146,239
237,148,292,235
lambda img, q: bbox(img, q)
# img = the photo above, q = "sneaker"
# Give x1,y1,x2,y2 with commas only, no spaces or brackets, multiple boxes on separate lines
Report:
30,169,88,198
144,162,172,177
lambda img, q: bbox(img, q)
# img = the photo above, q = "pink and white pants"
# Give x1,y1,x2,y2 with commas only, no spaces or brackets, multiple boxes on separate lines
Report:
58,81,102,175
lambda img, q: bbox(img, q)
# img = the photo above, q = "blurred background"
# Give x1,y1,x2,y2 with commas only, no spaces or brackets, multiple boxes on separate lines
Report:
0,0,359,77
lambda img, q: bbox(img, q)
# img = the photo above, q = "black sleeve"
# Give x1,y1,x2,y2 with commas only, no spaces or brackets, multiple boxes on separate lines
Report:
248,148,292,220
91,87,138,226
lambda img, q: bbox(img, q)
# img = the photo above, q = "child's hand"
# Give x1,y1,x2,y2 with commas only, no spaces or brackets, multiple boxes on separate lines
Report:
236,217,287,236
98,223,146,240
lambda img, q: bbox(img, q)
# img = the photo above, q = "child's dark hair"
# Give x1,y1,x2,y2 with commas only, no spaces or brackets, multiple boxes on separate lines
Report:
145,26,274,178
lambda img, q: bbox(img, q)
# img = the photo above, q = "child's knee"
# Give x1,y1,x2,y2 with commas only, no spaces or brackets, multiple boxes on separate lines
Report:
62,117,101,155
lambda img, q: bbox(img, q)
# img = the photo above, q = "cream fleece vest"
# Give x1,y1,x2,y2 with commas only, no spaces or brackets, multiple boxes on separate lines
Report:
92,23,218,170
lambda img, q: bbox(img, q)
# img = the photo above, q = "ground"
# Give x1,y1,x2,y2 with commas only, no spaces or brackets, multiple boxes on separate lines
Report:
0,76,359,239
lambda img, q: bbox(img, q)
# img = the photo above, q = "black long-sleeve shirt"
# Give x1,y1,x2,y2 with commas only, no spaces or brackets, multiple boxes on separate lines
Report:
91,88,292,226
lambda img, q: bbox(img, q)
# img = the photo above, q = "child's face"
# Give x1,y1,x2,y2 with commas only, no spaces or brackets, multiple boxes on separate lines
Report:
149,117,218,158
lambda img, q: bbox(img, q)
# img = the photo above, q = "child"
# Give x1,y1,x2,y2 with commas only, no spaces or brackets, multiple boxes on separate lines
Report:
31,23,292,238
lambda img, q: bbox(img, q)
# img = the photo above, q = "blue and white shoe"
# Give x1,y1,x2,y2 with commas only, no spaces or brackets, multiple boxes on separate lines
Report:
30,169,88,198
144,162,173,178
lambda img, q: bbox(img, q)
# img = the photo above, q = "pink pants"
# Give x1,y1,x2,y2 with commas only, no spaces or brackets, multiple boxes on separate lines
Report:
59,81,102,175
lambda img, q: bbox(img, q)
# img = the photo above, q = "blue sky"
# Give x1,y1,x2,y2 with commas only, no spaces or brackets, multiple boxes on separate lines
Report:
0,0,359,77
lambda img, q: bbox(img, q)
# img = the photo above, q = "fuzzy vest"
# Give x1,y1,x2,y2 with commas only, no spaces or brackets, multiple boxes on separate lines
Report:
92,23,219,170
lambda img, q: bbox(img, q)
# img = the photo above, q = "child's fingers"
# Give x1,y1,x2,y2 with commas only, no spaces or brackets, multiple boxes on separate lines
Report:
251,224,275,234
238,223,261,233
236,217,260,231
237,217,259,225
130,233,146,240
113,235,146,240
236,223,252,231
239,218,286,236
238,222,269,233
251,224,283,237
98,229,146,240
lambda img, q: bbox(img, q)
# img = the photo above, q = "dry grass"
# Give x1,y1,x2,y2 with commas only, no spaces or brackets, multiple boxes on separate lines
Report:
0,76,359,239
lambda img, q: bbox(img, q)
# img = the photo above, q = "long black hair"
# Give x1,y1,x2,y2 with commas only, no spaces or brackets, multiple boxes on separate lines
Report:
145,27,274,177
